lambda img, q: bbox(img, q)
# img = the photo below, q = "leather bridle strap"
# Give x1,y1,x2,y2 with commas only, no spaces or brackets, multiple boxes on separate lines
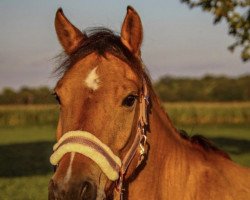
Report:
122,78,149,172
115,78,149,199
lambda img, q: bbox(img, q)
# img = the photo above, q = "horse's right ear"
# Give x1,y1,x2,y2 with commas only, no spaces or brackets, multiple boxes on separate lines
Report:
55,8,86,55
121,6,143,57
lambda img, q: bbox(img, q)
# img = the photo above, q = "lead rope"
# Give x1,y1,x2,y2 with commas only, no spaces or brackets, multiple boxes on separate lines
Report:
114,78,149,200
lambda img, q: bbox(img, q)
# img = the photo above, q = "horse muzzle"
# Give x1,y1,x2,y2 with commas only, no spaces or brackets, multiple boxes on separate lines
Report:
49,131,120,200
48,178,97,200
50,131,122,181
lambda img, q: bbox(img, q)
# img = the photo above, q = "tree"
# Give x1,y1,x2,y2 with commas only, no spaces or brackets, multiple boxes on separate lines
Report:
181,0,250,61
0,88,17,104
0,86,56,104
153,75,250,102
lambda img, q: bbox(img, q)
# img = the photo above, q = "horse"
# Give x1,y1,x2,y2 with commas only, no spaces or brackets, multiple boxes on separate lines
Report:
48,6,250,200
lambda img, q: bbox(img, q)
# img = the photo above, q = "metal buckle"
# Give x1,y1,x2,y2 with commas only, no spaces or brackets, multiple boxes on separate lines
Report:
139,143,145,156
137,134,147,167
116,174,123,191
139,135,147,155
144,95,150,105
140,134,147,146
115,174,125,200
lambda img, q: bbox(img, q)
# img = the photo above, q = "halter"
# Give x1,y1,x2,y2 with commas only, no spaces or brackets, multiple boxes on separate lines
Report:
50,78,149,200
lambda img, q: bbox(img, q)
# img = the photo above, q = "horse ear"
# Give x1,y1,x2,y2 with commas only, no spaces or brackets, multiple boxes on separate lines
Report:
121,6,143,57
55,8,86,54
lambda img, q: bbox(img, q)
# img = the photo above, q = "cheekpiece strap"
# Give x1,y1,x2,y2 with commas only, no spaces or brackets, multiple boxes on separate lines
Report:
116,78,149,198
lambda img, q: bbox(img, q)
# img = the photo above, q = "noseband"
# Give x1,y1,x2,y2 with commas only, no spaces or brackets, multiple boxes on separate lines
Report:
50,78,149,199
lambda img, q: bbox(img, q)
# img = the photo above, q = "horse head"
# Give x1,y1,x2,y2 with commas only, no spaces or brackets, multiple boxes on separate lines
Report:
48,6,150,200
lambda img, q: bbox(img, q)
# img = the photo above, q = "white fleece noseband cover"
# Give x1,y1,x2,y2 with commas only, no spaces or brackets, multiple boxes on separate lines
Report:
50,131,122,181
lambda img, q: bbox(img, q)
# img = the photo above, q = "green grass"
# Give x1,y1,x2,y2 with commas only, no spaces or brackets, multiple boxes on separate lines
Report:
0,125,55,145
0,105,58,127
1,102,250,127
0,175,52,200
165,102,250,125
0,125,55,200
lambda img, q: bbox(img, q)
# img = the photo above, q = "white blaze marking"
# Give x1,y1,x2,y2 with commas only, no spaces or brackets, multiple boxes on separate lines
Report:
64,152,75,183
85,67,100,90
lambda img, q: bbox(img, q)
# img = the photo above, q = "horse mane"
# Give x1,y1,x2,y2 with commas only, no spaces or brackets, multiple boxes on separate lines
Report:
178,130,231,159
55,27,152,88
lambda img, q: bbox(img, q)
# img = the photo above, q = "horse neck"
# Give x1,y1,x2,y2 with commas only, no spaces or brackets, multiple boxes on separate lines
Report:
148,93,183,161
128,92,188,198
128,89,250,199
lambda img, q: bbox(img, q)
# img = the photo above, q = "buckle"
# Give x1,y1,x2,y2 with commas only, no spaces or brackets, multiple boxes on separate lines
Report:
115,174,125,200
137,134,147,167
140,134,147,146
139,135,147,156
144,95,150,105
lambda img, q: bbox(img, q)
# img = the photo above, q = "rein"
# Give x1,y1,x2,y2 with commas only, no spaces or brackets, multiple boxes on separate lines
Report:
50,78,149,200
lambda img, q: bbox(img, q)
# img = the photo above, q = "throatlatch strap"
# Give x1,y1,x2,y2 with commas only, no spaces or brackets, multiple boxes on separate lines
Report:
50,131,121,181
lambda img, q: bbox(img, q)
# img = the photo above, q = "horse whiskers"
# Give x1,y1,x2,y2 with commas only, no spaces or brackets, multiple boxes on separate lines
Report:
80,184,88,198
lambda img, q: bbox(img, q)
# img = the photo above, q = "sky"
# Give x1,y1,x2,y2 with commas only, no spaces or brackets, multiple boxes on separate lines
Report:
0,0,249,90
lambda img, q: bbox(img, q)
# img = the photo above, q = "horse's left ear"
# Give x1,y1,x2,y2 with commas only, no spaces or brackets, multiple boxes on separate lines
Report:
121,6,143,57
55,8,87,54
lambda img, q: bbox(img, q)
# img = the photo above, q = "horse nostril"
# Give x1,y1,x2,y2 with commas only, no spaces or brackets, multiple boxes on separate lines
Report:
80,180,97,200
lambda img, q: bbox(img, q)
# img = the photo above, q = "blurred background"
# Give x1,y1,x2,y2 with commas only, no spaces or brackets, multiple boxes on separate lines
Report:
0,0,249,199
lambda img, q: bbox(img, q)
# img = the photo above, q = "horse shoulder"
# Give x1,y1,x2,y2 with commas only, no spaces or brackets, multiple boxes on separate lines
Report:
160,145,250,200
196,154,250,200
219,159,250,199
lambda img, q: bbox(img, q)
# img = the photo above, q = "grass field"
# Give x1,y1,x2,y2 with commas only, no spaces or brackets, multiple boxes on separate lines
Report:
0,103,249,199
1,102,250,127
164,102,250,125
0,105,58,127
0,125,55,200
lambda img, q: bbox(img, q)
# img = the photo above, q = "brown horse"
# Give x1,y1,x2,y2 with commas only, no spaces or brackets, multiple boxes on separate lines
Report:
48,6,250,200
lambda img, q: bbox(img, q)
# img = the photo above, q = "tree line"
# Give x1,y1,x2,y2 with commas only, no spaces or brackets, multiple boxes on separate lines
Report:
0,86,56,105
0,75,249,104
154,74,250,102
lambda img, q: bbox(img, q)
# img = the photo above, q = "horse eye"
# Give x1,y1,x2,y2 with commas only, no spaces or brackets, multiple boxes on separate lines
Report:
52,92,61,104
122,95,138,107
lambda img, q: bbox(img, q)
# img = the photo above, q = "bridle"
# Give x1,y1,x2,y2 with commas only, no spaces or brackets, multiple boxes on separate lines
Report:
50,78,150,200
114,78,149,200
